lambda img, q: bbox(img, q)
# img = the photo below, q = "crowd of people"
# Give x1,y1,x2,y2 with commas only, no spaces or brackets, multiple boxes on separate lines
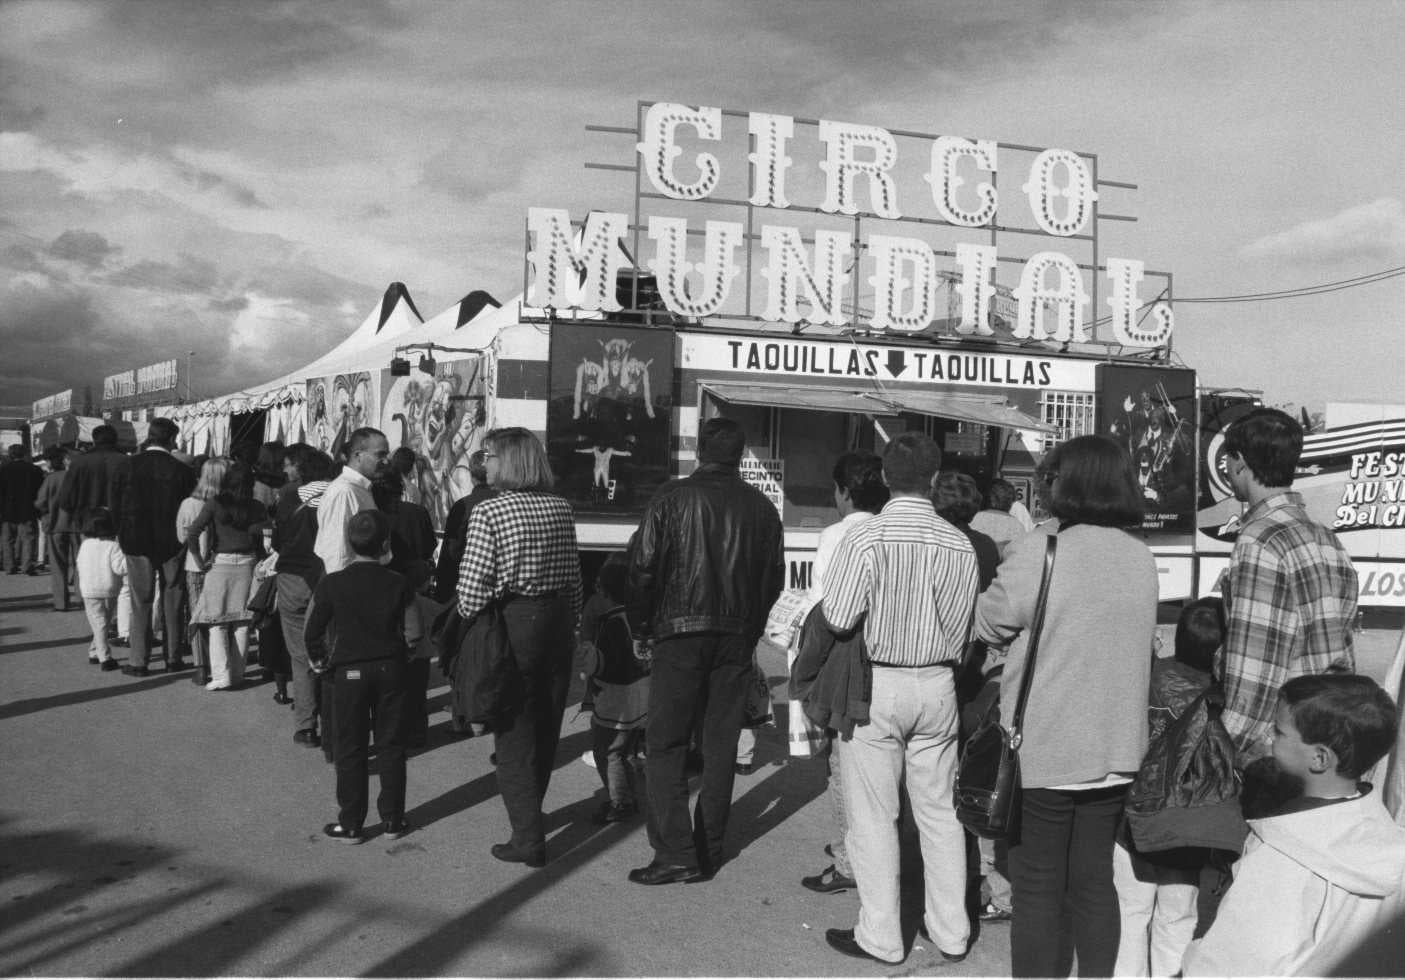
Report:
10,405,1404,977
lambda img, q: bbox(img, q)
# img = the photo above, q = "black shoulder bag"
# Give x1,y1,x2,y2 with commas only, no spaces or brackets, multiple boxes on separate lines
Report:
954,534,1057,840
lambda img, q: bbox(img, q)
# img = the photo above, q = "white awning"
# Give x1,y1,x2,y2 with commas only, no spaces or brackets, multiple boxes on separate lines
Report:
700,382,1057,434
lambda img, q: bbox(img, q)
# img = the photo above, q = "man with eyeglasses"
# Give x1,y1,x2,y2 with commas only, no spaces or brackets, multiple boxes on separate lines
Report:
315,428,390,576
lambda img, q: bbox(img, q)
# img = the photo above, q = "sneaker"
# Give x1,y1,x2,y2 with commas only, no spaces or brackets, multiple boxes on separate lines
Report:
384,819,411,840
322,822,363,845
979,901,1013,922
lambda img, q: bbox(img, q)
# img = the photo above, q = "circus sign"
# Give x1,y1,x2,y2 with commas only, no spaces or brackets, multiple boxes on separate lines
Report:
526,101,1173,348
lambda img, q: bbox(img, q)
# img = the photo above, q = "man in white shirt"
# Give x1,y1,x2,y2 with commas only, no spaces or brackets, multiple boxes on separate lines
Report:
314,428,389,575
822,433,979,966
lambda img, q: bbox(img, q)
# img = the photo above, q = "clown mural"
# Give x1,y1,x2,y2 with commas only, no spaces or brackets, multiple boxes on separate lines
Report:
381,358,485,530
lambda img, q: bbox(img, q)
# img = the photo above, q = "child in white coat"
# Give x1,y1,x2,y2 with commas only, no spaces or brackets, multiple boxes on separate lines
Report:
77,508,127,671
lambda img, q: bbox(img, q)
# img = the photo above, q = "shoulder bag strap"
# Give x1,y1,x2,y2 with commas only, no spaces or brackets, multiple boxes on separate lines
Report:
1007,534,1057,749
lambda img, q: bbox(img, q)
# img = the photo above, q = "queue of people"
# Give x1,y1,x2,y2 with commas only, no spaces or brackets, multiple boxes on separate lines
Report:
27,406,1405,977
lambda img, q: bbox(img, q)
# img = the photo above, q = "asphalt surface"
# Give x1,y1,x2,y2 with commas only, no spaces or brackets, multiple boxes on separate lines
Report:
1,569,1399,977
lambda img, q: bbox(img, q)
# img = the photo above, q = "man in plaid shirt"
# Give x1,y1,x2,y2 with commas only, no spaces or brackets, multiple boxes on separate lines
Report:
1219,408,1357,764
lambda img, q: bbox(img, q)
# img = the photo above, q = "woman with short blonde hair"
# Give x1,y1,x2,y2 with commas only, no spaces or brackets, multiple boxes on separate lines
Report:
483,427,556,492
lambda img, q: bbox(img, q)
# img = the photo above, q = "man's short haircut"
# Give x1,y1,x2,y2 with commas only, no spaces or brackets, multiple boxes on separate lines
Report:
486,427,556,491
1044,435,1144,527
8,444,26,460
932,471,982,525
1280,674,1398,779
43,445,66,466
1175,596,1225,673
468,449,489,484
1224,407,1302,488
697,417,746,466
831,451,888,514
346,509,390,558
595,558,630,605
987,478,1017,512
881,432,942,494
347,427,386,457
92,424,118,448
148,417,179,448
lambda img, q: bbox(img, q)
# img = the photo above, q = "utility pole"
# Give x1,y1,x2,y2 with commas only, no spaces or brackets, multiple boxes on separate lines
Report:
187,351,195,403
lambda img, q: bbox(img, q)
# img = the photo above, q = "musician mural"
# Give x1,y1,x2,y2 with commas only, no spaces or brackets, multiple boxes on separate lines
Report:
546,323,673,516
1098,364,1197,532
380,357,486,530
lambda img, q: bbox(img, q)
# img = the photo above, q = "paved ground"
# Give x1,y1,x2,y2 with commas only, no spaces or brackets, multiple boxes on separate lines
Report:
1,570,1399,977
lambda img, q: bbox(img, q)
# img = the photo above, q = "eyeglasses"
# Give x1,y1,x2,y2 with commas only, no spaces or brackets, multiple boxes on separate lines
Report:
482,452,498,459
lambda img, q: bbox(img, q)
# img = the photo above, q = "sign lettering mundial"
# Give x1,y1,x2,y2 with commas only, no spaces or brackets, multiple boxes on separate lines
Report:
105,359,178,400
527,102,1173,347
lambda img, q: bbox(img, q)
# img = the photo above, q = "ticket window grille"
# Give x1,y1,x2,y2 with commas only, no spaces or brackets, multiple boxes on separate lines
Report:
1039,391,1095,451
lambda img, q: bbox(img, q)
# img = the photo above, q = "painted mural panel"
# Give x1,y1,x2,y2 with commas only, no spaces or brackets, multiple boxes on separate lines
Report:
380,357,487,530
306,372,375,458
547,323,673,517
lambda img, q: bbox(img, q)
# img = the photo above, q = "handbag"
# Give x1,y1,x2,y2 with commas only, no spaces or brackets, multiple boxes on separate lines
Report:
954,534,1057,840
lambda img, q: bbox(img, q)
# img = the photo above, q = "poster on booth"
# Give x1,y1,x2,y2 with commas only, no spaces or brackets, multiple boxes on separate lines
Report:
1197,403,1405,603
1097,364,1196,532
546,323,674,517
381,357,487,531
740,455,785,515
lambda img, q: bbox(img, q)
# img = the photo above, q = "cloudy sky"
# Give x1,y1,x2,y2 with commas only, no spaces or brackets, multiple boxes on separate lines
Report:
2,0,1402,414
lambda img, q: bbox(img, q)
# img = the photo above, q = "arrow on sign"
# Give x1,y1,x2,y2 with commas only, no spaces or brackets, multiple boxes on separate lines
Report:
885,350,907,377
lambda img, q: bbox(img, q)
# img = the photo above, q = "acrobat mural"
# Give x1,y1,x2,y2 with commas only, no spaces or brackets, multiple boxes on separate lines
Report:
573,338,655,421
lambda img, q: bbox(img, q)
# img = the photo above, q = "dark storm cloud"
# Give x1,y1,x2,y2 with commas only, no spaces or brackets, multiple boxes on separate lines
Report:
185,167,268,209
0,95,45,131
46,230,121,269
105,254,221,294
208,295,250,313
248,262,366,310
2,242,45,274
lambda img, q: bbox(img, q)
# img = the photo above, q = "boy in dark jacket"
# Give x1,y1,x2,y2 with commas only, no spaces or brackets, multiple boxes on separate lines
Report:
305,510,422,844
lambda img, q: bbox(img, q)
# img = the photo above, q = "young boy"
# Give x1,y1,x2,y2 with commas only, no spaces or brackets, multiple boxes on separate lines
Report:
77,508,126,671
1114,597,1223,978
305,510,422,844
1182,673,1405,977
577,558,649,824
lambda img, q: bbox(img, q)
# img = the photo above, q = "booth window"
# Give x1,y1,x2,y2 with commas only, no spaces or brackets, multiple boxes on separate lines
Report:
1038,390,1095,451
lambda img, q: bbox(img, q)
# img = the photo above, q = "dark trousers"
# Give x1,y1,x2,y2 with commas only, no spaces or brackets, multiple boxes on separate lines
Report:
2,520,37,571
404,658,431,744
592,723,641,805
1008,785,1127,978
330,658,408,831
492,595,573,849
644,632,751,869
126,553,186,669
48,530,79,610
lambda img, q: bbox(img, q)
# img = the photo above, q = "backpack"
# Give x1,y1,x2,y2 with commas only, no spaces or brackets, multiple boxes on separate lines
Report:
590,606,649,686
1124,685,1249,855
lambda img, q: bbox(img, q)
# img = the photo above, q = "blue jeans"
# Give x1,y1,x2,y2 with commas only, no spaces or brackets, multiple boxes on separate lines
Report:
277,573,318,732
1009,785,1127,978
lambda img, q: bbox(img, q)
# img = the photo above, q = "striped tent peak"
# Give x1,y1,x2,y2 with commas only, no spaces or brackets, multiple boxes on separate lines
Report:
421,290,501,334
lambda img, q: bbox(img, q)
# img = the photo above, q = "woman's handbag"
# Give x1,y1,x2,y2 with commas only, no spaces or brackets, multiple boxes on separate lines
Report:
954,534,1057,840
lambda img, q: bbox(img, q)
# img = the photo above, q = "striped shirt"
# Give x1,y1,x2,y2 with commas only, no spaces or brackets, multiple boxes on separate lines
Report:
456,489,582,623
822,496,979,666
1220,490,1357,760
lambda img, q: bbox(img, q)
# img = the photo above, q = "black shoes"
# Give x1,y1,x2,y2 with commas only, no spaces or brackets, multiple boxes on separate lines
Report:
100,659,121,672
979,901,1013,922
802,864,856,894
294,729,321,748
165,659,188,673
322,822,363,845
591,801,638,825
917,923,968,962
120,665,149,677
734,762,755,776
491,841,546,868
627,861,704,885
273,690,293,705
384,819,411,840
825,929,889,963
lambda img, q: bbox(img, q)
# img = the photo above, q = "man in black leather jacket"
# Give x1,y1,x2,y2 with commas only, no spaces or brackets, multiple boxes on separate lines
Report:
625,416,784,886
